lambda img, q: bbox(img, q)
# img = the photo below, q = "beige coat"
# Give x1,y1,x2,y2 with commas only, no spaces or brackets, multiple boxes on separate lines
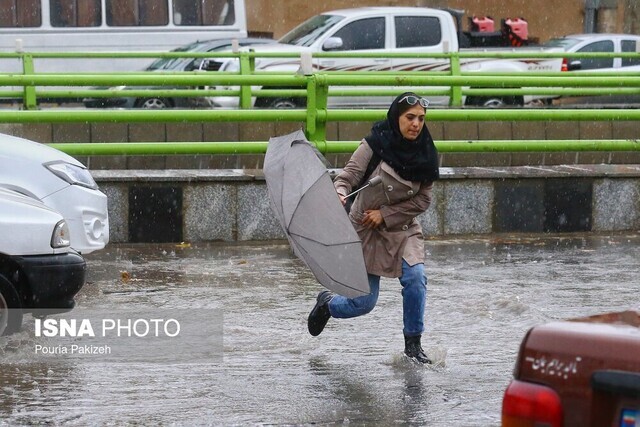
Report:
334,141,433,278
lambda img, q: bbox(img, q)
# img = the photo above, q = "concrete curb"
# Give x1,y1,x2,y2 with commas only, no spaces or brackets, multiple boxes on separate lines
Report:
93,164,640,243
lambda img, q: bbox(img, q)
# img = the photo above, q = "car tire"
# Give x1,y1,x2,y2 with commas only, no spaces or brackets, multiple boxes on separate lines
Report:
0,274,23,336
466,95,523,108
256,96,306,109
134,97,173,109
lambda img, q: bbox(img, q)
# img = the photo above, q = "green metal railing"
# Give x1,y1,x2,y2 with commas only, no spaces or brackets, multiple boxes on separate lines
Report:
49,139,640,156
2,49,640,108
0,49,639,155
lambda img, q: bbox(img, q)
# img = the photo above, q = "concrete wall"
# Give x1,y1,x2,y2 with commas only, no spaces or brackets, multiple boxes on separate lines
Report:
94,165,640,244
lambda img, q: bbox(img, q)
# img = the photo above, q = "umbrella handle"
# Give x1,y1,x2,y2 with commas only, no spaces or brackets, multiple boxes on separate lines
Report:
345,176,382,198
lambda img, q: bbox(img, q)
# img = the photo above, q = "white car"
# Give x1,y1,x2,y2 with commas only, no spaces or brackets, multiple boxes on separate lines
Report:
0,133,109,254
545,33,640,72
545,33,640,105
0,188,86,335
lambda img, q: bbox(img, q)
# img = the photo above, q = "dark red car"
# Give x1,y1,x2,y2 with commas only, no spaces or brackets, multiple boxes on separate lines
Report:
502,311,640,426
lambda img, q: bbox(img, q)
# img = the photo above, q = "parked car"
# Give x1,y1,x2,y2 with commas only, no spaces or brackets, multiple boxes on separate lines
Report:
502,310,640,426
544,34,640,106
82,37,276,109
0,133,109,254
0,188,86,335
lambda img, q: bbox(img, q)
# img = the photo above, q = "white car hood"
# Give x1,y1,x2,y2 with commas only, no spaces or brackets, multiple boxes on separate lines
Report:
0,133,84,167
0,188,66,256
0,133,82,199
0,187,57,213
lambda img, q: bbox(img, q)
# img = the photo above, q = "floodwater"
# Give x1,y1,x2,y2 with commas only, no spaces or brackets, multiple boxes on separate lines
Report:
1,233,639,426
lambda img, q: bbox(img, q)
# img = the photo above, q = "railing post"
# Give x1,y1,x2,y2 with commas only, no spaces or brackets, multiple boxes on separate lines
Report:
305,74,328,153
238,50,254,109
449,52,463,107
21,54,38,110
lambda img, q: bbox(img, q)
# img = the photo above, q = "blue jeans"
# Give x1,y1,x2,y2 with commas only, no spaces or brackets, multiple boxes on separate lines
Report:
327,260,427,336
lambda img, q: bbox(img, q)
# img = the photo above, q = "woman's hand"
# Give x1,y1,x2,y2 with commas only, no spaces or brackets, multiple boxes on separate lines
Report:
362,209,383,229
338,194,347,206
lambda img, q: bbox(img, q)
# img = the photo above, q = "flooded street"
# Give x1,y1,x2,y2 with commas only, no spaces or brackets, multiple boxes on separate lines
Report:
1,233,639,426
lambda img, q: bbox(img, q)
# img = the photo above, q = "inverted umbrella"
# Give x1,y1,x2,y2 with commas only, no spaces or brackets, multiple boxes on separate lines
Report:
264,130,370,298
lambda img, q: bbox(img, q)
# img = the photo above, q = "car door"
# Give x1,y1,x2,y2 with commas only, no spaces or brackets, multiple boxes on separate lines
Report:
620,38,640,70
618,38,640,105
390,15,449,106
571,39,615,71
319,15,391,108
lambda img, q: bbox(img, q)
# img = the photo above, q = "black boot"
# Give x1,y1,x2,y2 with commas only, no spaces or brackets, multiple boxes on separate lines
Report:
307,290,333,336
404,334,432,364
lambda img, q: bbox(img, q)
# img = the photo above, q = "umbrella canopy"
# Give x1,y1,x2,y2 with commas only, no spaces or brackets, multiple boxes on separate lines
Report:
264,130,370,298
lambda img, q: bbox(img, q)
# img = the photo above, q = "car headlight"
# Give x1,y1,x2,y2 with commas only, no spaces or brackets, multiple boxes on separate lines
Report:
44,161,98,189
51,220,70,248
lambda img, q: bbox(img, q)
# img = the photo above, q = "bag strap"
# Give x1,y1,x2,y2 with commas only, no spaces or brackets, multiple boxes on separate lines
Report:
344,153,382,213
358,152,382,190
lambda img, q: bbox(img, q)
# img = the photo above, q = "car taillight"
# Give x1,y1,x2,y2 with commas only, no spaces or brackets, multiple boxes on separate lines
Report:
502,379,563,427
561,58,568,72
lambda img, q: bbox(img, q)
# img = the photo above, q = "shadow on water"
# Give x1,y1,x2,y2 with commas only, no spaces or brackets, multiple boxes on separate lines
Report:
1,233,639,425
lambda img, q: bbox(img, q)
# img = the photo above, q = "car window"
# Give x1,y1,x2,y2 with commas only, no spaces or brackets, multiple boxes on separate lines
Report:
543,37,582,49
279,14,345,47
330,17,385,51
621,40,640,67
395,16,441,48
146,44,198,70
574,40,614,70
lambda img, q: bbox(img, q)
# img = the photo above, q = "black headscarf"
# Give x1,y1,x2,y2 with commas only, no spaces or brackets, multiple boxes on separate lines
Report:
365,92,439,182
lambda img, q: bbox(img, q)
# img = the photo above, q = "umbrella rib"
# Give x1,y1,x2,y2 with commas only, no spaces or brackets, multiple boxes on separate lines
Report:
288,171,328,222
293,238,369,296
288,231,362,246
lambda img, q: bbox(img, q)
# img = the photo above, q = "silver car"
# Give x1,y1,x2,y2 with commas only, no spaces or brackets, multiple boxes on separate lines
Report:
83,37,276,109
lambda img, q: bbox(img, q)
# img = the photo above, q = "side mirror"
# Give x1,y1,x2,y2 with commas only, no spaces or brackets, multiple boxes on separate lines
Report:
323,37,343,51
567,60,582,71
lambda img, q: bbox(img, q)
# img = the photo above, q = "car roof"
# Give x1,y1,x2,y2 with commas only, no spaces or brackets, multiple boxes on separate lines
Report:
543,33,640,50
320,7,451,18
179,37,276,51
556,33,640,41
145,37,277,71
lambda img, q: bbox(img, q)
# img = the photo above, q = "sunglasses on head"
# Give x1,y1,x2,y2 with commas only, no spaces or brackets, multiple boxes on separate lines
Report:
398,95,430,108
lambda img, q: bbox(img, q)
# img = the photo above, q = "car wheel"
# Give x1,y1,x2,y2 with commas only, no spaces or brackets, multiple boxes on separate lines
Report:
0,274,23,336
255,97,306,109
466,95,522,108
134,97,172,109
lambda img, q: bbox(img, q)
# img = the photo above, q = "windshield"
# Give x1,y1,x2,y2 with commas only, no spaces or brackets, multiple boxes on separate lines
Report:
279,14,345,47
542,37,582,50
146,42,218,71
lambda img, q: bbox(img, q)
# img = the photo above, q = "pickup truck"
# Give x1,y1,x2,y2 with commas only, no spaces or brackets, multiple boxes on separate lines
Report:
208,7,561,109
502,310,640,426
0,188,86,335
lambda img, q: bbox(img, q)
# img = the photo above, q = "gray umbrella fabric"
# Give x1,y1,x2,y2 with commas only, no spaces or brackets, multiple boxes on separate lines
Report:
264,130,370,298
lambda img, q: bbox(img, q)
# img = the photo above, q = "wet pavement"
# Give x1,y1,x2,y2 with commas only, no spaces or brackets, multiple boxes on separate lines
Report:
1,233,639,425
